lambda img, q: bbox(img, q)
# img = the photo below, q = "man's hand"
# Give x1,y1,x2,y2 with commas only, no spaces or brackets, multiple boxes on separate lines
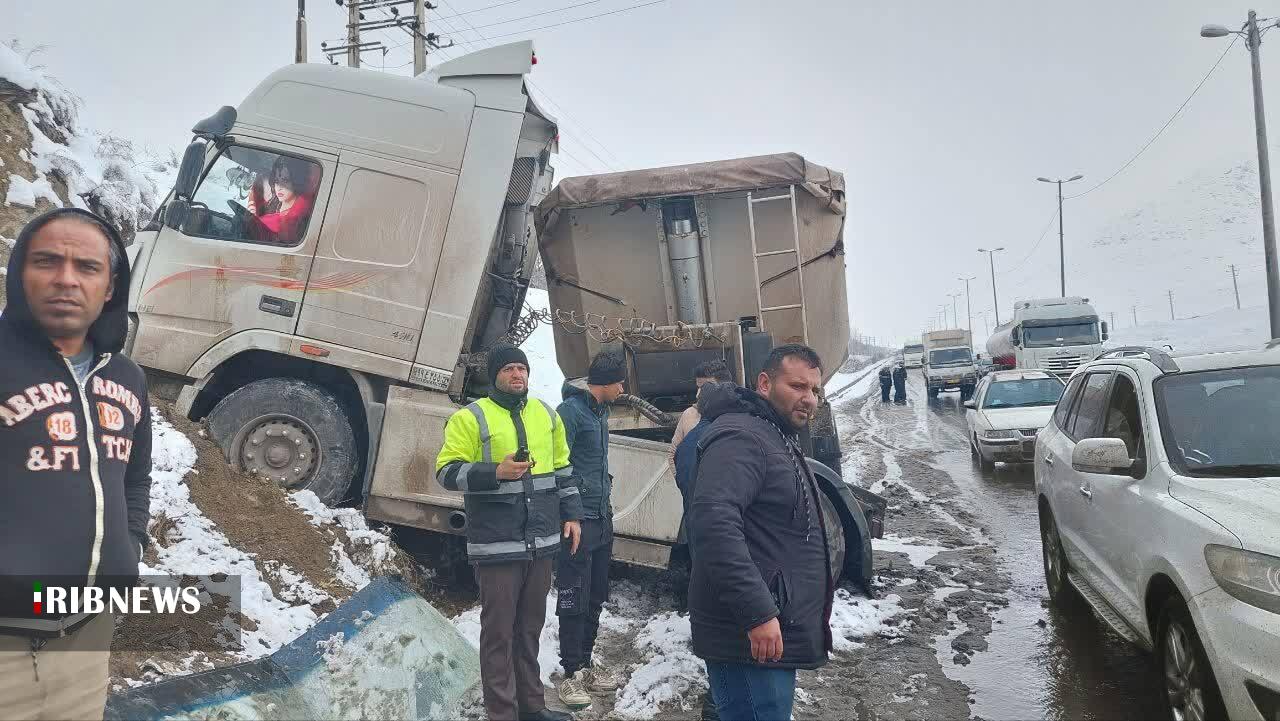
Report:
563,520,581,555
496,453,531,480
748,618,783,663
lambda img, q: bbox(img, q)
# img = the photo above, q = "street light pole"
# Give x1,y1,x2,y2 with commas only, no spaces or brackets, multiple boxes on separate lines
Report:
1204,11,1280,339
1037,174,1084,296
978,247,1005,324
958,275,975,335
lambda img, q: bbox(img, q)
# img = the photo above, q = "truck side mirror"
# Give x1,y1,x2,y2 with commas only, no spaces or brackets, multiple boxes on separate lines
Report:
1011,327,1021,346
1101,321,1110,341
165,140,207,231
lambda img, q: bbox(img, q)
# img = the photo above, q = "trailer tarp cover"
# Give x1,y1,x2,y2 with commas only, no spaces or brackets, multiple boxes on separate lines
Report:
538,152,845,219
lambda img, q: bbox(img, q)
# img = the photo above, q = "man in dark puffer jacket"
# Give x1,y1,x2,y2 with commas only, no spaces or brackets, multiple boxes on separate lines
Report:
688,344,834,721
0,208,153,720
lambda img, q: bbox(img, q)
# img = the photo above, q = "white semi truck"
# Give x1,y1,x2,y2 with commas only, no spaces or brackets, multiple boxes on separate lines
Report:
986,297,1108,377
122,42,884,588
922,329,977,399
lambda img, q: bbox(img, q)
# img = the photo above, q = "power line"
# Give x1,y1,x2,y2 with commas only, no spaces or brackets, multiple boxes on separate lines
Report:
998,206,1060,276
526,79,625,167
478,0,667,42
1067,35,1240,200
434,0,530,21
462,0,606,33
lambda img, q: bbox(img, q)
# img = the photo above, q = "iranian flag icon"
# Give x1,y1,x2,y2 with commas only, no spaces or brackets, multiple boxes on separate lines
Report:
33,582,41,614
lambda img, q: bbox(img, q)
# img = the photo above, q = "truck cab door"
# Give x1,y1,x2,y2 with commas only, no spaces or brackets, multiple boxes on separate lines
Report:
132,140,337,376
295,152,458,366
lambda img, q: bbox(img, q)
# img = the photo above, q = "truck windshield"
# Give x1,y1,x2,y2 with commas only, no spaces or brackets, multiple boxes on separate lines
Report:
982,378,1064,409
904,345,924,354
1156,366,1280,478
929,348,972,366
1022,322,1100,347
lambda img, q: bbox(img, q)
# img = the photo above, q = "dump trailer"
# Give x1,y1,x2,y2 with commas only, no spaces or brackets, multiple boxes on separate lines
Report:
123,43,884,589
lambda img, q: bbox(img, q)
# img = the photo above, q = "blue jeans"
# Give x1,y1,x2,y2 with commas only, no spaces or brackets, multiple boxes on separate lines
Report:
705,662,796,721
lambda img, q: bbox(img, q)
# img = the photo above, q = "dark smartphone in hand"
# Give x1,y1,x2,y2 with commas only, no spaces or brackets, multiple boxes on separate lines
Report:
513,447,529,462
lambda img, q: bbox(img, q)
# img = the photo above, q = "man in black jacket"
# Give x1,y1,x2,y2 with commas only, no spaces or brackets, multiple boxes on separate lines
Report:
0,208,153,720
878,364,893,403
688,344,834,721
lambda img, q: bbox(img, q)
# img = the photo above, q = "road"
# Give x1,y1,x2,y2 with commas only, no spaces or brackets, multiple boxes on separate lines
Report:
814,370,1168,720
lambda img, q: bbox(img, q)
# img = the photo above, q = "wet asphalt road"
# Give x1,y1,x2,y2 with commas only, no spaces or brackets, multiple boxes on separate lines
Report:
841,371,1168,720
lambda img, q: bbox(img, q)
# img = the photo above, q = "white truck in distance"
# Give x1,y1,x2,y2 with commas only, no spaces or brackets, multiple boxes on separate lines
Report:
902,341,925,368
922,329,977,399
120,42,884,590
986,297,1108,378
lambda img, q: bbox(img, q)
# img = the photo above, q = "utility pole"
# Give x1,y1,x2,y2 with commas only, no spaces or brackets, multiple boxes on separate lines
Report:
959,276,975,337
1110,311,1116,330
948,292,962,330
1132,305,1139,327
296,0,308,63
413,0,427,75
1168,290,1176,321
1230,263,1242,309
1037,175,1084,296
347,0,360,68
979,247,1005,324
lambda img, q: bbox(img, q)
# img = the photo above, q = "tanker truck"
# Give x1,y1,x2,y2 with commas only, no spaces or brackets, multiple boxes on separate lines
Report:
986,297,1108,377
121,42,884,589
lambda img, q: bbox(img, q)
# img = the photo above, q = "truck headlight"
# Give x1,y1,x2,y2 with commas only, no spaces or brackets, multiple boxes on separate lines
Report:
1205,544,1280,614
983,429,1019,439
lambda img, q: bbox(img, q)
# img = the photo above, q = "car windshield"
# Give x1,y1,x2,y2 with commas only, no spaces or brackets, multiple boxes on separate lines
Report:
982,377,1065,408
930,348,972,365
1156,365,1280,478
1023,322,1100,348
904,345,924,354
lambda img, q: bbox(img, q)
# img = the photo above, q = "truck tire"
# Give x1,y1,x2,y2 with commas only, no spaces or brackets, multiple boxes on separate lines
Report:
927,386,940,399
818,491,847,585
207,378,358,506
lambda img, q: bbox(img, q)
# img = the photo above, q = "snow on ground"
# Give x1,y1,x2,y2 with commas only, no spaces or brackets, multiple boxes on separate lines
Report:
875,535,947,569
613,612,705,720
142,408,321,658
827,357,888,401
1106,304,1271,356
288,490,396,590
828,589,907,652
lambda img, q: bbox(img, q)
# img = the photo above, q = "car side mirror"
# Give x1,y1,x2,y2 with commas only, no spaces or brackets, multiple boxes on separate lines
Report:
963,400,976,410
1071,437,1134,474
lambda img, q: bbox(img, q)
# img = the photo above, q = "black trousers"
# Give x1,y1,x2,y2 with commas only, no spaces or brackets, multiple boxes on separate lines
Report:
893,376,907,402
879,379,892,402
556,517,613,675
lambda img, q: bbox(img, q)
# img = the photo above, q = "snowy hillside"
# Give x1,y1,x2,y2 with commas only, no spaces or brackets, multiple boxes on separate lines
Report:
0,41,177,305
1107,303,1272,355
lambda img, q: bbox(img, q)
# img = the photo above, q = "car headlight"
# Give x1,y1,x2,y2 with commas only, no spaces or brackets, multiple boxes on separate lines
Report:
983,429,1019,439
1205,544,1280,614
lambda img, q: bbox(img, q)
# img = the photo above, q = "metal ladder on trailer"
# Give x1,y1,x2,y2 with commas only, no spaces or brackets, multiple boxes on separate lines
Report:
746,184,810,344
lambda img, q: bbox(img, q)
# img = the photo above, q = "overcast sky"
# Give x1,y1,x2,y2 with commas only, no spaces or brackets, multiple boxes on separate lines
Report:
7,0,1276,347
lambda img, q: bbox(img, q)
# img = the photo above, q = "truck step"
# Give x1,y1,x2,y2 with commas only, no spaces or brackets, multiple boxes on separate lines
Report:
1067,571,1140,645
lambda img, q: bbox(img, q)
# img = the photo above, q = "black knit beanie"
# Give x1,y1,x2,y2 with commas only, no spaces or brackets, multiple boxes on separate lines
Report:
487,344,529,385
587,352,626,386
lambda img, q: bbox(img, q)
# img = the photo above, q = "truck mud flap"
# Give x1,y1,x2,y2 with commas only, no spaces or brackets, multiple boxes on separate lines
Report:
105,577,480,721
806,459,888,596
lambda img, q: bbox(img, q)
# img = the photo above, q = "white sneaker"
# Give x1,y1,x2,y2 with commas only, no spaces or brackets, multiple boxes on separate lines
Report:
583,661,620,692
558,671,593,710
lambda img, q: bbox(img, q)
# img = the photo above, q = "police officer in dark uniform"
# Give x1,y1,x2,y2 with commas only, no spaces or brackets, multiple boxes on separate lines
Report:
892,361,908,404
878,364,893,402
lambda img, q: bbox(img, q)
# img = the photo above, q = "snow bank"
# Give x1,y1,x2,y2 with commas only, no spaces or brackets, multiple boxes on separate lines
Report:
613,612,706,720
143,409,321,658
288,490,395,590
1107,304,1271,356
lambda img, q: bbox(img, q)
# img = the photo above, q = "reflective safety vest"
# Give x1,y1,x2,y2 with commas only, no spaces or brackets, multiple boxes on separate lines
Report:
435,396,582,564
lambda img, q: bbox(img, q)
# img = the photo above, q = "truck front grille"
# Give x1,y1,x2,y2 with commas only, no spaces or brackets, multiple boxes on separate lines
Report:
1040,355,1087,375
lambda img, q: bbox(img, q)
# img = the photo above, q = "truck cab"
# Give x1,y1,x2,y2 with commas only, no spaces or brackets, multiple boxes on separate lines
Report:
987,297,1108,377
903,342,925,369
922,329,977,399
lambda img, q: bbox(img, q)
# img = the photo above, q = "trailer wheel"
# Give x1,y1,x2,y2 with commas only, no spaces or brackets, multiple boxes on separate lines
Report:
207,378,358,506
819,491,847,584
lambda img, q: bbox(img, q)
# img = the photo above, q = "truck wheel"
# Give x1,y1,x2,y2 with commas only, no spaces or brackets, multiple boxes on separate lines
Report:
818,491,847,584
928,386,940,399
207,378,358,506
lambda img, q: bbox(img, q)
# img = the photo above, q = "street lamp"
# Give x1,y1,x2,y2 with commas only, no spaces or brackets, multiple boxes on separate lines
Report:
948,292,962,329
958,275,976,345
978,247,1005,324
1203,11,1280,339
1037,174,1084,296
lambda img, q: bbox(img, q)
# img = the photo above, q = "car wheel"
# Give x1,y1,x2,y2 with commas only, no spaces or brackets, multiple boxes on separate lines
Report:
1157,597,1227,721
1039,506,1083,610
207,378,359,506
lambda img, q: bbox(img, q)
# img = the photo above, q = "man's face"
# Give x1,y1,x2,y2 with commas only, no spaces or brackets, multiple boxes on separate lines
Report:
22,219,114,343
758,357,821,431
495,363,529,394
600,381,625,404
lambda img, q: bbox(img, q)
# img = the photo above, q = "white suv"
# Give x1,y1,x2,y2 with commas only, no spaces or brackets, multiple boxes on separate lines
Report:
1035,346,1280,721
